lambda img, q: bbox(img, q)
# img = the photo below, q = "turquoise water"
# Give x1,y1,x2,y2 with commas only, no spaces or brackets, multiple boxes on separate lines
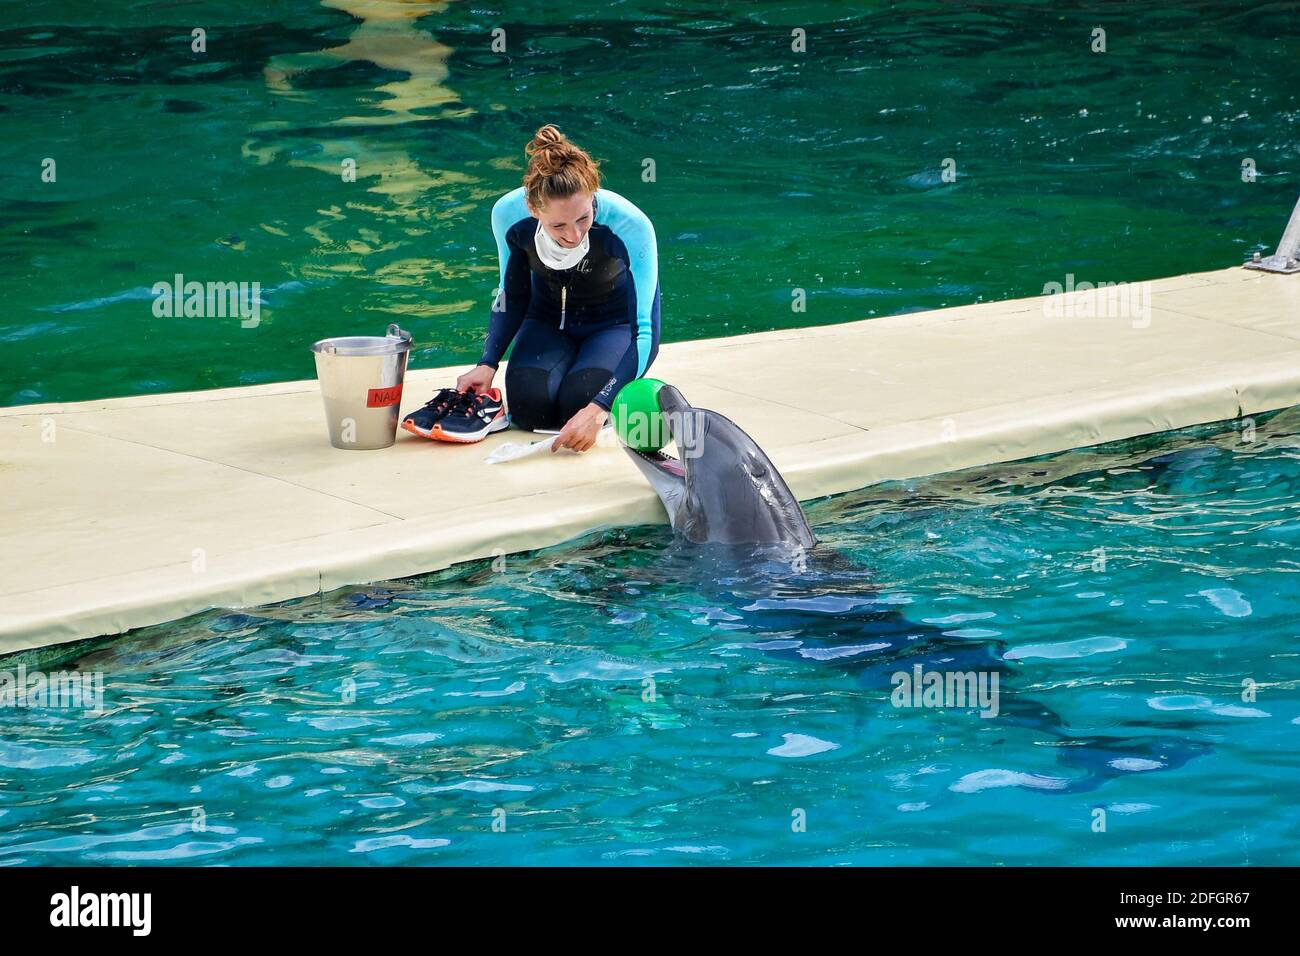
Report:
3,0,1299,405
2,410,1297,865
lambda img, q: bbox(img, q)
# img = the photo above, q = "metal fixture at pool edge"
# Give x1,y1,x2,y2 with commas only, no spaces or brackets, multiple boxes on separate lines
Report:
1244,193,1300,274
311,323,413,450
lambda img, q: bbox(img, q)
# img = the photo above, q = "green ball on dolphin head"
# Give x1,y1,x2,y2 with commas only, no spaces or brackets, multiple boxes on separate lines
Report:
610,377,669,452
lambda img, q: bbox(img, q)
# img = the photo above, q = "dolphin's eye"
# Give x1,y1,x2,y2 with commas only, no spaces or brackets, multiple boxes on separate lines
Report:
744,455,768,479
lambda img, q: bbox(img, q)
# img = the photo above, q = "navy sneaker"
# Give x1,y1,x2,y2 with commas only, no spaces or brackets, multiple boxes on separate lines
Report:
430,387,509,443
402,387,465,439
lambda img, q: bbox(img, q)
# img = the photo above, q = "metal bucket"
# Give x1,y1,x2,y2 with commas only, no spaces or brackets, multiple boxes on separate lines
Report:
310,324,413,450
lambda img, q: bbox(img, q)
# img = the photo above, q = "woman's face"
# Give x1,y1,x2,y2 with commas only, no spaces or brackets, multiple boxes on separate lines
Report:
529,191,593,248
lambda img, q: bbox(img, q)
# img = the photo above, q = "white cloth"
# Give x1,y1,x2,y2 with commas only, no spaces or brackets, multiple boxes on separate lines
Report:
534,219,589,270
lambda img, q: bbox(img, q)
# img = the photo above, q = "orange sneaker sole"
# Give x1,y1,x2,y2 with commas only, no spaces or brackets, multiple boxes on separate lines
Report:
426,414,508,443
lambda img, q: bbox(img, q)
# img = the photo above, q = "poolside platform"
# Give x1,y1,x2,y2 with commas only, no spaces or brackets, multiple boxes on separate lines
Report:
2,265,1298,655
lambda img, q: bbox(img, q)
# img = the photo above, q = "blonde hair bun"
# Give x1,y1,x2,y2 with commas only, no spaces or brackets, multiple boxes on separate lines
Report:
523,124,601,210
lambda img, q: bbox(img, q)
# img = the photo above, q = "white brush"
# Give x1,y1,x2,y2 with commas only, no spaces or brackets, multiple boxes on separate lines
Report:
483,424,615,464
484,435,559,464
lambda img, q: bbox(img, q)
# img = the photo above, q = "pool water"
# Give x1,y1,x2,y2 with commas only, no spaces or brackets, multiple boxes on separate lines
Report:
2,410,1296,865
3,0,1299,405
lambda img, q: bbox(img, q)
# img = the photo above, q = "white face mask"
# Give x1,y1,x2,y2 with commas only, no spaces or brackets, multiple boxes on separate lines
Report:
533,217,590,270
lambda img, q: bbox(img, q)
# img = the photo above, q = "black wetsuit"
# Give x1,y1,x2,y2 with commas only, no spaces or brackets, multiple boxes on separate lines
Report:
477,186,662,429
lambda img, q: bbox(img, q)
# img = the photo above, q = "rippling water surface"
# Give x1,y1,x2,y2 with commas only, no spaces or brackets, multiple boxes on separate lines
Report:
2,0,1299,403
2,411,1297,865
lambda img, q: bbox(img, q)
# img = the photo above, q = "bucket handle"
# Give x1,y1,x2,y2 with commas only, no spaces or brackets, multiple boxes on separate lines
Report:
312,325,412,355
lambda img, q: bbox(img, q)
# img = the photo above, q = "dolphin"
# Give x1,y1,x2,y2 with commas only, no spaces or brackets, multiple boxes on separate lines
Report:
616,385,1217,793
620,384,817,549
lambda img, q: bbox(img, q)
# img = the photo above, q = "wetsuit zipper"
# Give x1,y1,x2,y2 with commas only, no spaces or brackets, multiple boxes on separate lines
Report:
560,284,567,330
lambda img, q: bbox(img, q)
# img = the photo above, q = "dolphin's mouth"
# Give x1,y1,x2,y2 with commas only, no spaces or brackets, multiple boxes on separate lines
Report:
631,448,685,479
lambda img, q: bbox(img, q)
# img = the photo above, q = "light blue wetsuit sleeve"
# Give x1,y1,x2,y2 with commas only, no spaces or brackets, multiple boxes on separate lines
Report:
478,187,533,369
592,188,660,408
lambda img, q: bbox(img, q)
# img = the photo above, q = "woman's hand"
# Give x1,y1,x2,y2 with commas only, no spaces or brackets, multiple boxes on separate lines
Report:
457,364,495,394
554,402,609,453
